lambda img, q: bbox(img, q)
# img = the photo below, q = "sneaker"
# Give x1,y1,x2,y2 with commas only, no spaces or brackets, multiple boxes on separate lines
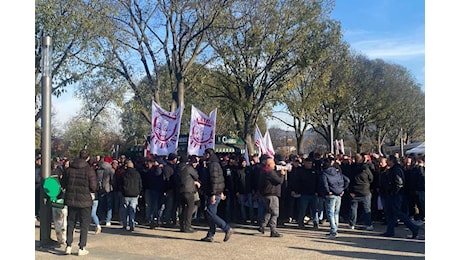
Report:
65,246,72,255
78,248,89,256
270,231,283,238
348,225,355,230
200,236,213,242
105,222,111,227
325,233,337,239
366,225,374,231
95,225,102,234
224,228,234,242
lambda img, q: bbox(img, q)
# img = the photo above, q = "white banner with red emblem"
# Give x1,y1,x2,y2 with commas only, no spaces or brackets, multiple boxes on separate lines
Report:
187,105,216,156
150,101,182,156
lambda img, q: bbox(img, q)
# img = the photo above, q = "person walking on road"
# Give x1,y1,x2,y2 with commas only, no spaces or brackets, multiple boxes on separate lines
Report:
61,149,97,256
380,155,420,239
200,148,234,243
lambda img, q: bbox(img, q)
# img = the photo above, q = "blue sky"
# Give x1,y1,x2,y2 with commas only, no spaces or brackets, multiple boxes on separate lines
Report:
48,0,425,127
330,0,425,89
268,0,425,128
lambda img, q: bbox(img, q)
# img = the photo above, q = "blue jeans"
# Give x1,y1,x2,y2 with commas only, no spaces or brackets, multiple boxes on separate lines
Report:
239,193,254,222
122,196,138,229
349,193,372,227
383,194,418,235
91,200,100,226
144,189,164,223
325,195,342,234
317,197,325,221
205,194,231,238
297,194,319,226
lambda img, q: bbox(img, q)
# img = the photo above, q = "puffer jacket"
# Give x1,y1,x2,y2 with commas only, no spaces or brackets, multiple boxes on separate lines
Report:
204,154,225,196
62,158,97,208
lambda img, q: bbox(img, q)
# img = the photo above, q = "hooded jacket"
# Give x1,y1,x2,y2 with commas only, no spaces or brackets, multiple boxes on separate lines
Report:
319,166,350,197
97,161,115,193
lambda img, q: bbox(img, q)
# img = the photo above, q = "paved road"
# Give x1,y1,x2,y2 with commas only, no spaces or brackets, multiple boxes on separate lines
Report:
35,219,425,259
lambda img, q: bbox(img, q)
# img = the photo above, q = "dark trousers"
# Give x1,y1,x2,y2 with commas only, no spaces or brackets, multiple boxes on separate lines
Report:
66,206,91,249
163,190,177,224
35,187,41,218
383,194,418,236
178,192,195,230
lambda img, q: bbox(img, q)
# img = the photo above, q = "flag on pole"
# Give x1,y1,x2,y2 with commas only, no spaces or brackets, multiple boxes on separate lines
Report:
243,144,250,165
187,105,217,156
264,130,275,157
150,101,182,156
339,139,345,154
143,135,151,158
254,125,267,155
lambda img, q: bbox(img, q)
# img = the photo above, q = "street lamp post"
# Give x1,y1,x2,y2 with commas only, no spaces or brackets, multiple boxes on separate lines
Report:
400,128,404,156
39,35,53,247
329,108,334,154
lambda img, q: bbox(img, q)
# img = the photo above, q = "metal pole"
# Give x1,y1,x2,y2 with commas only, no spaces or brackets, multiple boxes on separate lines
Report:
329,108,334,154
400,128,404,157
39,35,53,247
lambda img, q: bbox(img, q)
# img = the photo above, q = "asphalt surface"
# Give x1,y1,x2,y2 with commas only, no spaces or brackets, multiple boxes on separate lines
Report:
35,218,425,259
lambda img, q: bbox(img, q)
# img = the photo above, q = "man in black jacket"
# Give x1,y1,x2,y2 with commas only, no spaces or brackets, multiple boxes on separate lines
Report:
61,149,97,256
380,155,420,238
257,156,286,237
348,153,374,231
121,159,143,231
175,155,200,233
200,148,234,242
294,157,320,230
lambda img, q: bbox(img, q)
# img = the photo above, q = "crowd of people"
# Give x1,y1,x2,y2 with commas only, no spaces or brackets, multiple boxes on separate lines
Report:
35,147,425,255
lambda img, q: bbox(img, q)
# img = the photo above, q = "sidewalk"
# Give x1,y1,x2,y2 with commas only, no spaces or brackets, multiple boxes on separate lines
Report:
35,219,425,259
